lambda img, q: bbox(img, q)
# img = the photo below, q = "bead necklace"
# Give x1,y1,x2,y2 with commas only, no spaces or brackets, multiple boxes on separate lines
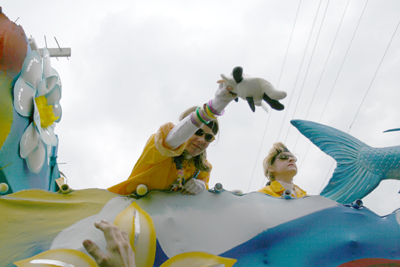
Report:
170,157,200,191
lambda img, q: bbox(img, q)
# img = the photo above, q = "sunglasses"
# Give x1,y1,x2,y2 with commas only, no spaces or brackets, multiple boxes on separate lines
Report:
276,154,297,162
194,129,215,142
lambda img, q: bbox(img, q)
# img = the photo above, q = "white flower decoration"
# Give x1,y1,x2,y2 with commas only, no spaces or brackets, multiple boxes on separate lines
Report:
13,48,62,173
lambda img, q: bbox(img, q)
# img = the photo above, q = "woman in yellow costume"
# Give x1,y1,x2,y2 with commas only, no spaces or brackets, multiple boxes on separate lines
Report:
108,83,236,196
258,142,307,198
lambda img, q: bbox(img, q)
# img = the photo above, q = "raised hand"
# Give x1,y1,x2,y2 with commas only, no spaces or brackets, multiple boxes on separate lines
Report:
83,220,136,267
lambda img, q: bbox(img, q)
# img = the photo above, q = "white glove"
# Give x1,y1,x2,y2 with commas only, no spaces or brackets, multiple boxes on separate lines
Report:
183,178,206,195
219,66,287,112
210,80,237,114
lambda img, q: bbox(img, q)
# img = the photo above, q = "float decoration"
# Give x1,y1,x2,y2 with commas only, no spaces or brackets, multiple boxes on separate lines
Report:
13,46,62,174
0,9,63,195
1,189,400,267
291,119,400,204
2,7,400,267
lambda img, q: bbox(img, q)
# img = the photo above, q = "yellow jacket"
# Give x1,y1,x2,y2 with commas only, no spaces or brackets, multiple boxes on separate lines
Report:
108,123,211,195
258,180,307,198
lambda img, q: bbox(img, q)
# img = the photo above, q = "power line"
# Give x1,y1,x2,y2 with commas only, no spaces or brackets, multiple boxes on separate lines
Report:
348,15,400,133
246,0,303,192
276,0,303,90
303,0,350,121
281,0,324,144
246,111,272,192
287,0,331,150
292,0,351,160
300,0,370,192
317,0,369,123
246,0,399,194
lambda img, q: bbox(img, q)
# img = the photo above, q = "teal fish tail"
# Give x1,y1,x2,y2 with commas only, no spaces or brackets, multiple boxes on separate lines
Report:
291,120,383,204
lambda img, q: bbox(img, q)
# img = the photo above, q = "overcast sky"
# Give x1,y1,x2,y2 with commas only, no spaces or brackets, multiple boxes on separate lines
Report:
3,0,400,216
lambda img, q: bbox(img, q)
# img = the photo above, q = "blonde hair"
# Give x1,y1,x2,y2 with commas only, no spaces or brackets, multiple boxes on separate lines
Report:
263,142,290,181
178,106,219,172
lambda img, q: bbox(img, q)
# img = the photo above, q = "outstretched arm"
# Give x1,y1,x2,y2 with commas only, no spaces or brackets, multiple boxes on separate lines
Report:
164,82,235,149
83,220,136,267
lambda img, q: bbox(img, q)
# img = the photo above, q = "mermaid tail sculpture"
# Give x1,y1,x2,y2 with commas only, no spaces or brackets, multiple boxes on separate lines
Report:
291,119,400,204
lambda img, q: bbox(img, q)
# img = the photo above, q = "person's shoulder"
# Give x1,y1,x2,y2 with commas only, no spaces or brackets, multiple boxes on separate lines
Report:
270,181,284,192
258,181,284,196
258,185,271,193
257,187,266,193
294,184,307,196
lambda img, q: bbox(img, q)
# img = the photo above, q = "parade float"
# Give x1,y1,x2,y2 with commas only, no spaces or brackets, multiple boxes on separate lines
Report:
1,8,399,267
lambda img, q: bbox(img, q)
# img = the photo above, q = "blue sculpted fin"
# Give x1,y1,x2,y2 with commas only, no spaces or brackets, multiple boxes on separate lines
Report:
290,120,383,204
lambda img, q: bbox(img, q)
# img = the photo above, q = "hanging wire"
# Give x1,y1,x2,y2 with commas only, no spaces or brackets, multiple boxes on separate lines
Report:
292,0,350,158
303,0,350,122
283,0,368,187
278,0,324,143
286,0,331,147
276,0,303,89
314,0,400,192
347,17,400,133
248,0,396,193
246,111,272,192
313,0,371,192
246,0,303,191
318,0,369,123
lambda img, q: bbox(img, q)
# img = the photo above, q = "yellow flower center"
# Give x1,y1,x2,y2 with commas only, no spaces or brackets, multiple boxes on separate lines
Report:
35,96,59,128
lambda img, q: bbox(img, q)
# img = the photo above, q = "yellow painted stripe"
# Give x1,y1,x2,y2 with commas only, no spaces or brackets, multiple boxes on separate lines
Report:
160,251,237,267
114,201,157,267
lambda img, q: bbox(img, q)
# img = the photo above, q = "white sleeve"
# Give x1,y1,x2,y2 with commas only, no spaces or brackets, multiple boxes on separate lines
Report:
164,115,202,150
164,79,234,150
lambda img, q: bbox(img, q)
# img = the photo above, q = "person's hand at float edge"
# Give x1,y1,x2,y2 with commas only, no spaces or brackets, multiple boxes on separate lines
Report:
83,220,136,267
182,178,206,195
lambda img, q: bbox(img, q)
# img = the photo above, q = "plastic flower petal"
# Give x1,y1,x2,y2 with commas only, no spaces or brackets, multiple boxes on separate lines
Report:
13,51,42,117
13,248,98,267
42,48,54,80
19,123,46,174
50,68,63,123
44,125,58,147
25,139,46,173
19,122,40,159
37,48,62,100
44,83,62,106
13,78,36,117
52,102,62,123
